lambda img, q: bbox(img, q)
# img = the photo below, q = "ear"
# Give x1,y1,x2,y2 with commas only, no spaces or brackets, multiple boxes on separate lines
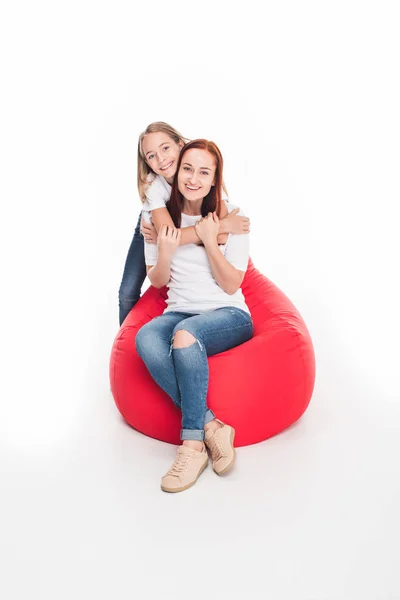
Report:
179,140,184,149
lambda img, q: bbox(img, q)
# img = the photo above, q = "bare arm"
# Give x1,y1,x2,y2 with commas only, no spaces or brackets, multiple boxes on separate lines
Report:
146,225,180,288
195,212,246,295
146,256,171,289
150,206,231,246
151,207,200,245
204,244,245,295
219,206,251,234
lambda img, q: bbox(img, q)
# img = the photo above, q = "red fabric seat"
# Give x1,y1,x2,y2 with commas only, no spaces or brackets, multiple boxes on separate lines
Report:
110,259,315,447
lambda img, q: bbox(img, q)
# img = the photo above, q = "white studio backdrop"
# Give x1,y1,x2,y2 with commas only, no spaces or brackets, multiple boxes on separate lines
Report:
0,0,399,453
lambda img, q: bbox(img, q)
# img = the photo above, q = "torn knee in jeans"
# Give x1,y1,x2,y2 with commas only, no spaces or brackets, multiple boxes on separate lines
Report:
169,329,204,355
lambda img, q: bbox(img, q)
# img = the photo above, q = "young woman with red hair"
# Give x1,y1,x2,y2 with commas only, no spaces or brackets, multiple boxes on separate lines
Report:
135,140,253,493
118,122,250,326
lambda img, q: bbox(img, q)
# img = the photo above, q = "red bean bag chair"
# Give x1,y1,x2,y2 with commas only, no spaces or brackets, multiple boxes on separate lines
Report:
110,259,315,447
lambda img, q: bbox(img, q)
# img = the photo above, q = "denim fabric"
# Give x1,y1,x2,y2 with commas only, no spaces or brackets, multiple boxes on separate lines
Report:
118,211,147,326
135,307,254,441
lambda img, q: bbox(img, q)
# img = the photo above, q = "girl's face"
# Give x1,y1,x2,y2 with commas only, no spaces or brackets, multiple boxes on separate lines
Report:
142,132,182,180
177,148,216,202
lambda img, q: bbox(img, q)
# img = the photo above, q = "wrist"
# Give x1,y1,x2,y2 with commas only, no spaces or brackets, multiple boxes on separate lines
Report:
158,251,173,266
219,219,228,234
203,239,219,253
194,226,202,242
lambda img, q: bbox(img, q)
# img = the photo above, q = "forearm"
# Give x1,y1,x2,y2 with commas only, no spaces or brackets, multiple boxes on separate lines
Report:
180,226,228,246
180,226,202,245
147,255,171,288
151,207,175,232
151,208,224,246
217,221,229,244
204,242,244,295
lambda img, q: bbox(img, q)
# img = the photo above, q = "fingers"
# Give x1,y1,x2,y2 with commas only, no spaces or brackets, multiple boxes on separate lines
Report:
169,226,180,240
141,225,152,236
142,221,156,241
159,223,168,237
159,223,181,242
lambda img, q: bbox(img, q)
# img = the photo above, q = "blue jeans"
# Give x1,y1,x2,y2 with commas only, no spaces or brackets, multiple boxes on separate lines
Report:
135,308,254,441
118,212,147,326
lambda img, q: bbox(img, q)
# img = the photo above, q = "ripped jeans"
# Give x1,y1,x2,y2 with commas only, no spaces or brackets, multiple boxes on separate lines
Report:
135,307,253,441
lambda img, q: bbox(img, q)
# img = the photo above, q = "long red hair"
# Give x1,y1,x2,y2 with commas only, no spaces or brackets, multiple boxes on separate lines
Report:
167,140,223,228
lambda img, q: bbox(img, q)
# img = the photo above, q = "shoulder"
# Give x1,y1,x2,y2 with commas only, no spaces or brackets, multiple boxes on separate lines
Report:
143,174,171,212
147,175,171,196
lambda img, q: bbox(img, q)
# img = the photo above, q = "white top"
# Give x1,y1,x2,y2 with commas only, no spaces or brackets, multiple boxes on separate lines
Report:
142,175,172,212
144,203,250,315
142,174,228,214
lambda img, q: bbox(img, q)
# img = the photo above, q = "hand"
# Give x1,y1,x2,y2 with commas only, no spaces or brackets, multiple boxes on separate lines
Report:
220,208,250,234
157,224,181,260
140,217,157,244
195,212,220,247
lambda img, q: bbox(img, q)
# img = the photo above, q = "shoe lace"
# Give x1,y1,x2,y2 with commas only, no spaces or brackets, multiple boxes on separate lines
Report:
166,451,191,477
208,433,226,461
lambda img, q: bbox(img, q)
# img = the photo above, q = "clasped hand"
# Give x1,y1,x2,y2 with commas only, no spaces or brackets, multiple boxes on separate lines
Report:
194,212,220,246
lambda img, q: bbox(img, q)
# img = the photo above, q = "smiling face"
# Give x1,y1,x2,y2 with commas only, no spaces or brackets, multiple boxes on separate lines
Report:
177,148,216,203
142,131,183,182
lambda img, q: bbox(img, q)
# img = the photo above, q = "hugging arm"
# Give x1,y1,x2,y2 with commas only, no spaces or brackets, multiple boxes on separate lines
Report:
145,203,249,246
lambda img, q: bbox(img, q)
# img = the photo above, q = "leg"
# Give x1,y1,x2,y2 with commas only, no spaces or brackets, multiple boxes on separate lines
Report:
118,212,147,326
172,329,211,450
171,307,253,441
160,308,253,490
135,312,192,408
136,312,210,494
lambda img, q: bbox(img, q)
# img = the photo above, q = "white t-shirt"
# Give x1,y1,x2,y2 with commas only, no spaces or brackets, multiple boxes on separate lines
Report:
142,175,172,212
144,203,250,315
142,173,229,215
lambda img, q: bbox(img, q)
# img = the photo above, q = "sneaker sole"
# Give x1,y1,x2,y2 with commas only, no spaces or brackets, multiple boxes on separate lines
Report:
214,427,236,475
161,459,208,493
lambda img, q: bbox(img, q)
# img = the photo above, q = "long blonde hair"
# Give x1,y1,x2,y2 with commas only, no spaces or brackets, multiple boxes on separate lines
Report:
137,122,188,202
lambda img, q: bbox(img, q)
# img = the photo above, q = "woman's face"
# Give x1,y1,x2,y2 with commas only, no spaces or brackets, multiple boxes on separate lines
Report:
178,148,216,202
142,132,182,180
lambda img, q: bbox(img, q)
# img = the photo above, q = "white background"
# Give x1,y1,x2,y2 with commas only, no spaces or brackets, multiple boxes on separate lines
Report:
1,1,399,599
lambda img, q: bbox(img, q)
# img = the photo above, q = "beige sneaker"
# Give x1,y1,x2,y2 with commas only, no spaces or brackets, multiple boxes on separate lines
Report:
205,420,236,475
161,444,208,493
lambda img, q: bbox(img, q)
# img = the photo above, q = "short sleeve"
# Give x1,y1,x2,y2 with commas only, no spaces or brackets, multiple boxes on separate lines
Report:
142,176,171,212
142,212,159,266
144,242,159,266
223,208,249,272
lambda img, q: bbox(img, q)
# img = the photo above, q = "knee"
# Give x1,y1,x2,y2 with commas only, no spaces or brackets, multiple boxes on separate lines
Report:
119,285,139,305
135,325,152,357
135,323,166,362
119,274,143,303
172,329,197,349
